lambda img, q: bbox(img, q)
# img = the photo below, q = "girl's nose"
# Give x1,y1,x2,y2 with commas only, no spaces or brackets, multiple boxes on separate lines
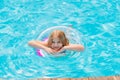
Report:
54,43,58,46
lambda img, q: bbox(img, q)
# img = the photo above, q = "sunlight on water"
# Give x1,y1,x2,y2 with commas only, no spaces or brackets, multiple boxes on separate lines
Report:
0,0,120,79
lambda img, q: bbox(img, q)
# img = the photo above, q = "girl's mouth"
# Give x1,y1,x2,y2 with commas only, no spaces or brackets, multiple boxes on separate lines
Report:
53,47,59,50
53,47,61,50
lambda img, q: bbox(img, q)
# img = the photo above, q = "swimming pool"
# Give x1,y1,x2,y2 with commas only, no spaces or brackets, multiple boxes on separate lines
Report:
0,0,120,79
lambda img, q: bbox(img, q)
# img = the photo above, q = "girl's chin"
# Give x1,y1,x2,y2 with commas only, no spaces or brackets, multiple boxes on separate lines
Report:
53,48,61,51
54,49,59,51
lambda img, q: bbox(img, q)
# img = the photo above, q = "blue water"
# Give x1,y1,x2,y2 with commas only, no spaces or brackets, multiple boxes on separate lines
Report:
0,0,120,79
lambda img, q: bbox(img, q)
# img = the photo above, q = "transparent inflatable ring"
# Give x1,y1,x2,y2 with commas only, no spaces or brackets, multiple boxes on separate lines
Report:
36,26,82,57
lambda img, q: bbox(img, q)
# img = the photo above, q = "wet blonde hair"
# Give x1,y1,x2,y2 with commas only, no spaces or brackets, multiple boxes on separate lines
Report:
47,30,69,47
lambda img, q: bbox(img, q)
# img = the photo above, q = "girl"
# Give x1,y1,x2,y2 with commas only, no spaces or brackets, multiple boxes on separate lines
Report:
28,30,84,54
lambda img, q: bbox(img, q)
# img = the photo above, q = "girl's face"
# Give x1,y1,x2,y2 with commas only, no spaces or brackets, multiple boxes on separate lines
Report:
51,38,63,51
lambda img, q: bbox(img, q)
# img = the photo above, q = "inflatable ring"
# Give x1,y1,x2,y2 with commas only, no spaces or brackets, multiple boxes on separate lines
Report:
36,26,83,57
36,38,48,57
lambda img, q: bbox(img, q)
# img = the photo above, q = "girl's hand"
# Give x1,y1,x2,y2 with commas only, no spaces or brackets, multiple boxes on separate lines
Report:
44,47,57,54
57,46,66,53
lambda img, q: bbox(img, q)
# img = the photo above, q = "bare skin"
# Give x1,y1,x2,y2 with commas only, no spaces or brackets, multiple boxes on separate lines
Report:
28,38,84,54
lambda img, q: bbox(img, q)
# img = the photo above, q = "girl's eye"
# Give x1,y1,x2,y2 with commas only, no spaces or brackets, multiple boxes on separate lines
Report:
52,41,55,43
58,41,61,43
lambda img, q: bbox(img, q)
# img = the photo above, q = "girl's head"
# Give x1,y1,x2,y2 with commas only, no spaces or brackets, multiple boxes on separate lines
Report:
48,30,69,51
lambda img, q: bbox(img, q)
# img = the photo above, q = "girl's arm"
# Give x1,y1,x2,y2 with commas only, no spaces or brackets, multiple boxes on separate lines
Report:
63,44,84,51
28,40,57,53
28,40,48,49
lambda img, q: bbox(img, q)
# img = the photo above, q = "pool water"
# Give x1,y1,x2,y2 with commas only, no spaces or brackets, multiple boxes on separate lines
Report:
0,0,120,79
